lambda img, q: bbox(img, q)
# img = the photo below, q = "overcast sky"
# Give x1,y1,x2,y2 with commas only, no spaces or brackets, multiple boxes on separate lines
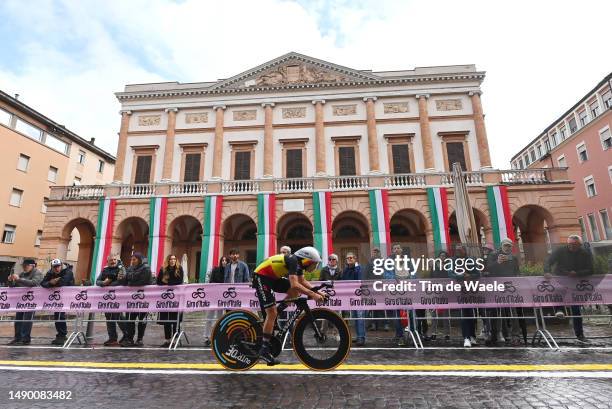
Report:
1,0,610,167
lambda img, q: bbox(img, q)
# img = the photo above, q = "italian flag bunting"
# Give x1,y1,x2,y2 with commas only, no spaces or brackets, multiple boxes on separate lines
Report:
313,191,333,264
427,187,451,253
200,195,223,283
369,189,391,256
256,193,277,265
148,197,168,277
486,185,515,248
90,198,117,281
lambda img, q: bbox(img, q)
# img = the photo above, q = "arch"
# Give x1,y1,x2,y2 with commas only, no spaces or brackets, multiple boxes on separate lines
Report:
62,218,96,284
167,215,203,282
513,205,554,262
389,208,429,257
276,213,313,252
115,217,149,265
332,210,370,268
448,207,489,247
222,213,257,270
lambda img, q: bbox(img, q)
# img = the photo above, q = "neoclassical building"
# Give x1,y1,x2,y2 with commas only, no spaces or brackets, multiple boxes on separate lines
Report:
40,53,579,282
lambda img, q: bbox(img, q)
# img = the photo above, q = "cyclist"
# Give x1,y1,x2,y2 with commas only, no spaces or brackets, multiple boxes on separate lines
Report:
253,246,325,365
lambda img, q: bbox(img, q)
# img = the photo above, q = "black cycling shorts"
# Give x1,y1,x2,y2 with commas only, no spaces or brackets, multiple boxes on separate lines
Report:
253,274,290,309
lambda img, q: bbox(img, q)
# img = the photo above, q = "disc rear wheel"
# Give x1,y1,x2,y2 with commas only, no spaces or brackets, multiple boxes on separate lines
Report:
211,310,262,370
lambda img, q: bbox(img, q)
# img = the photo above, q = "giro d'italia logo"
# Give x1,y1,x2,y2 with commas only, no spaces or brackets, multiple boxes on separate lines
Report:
212,311,262,370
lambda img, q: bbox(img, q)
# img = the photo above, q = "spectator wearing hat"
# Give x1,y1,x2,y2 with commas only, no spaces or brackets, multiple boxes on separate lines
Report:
41,259,75,345
7,259,43,345
118,252,151,347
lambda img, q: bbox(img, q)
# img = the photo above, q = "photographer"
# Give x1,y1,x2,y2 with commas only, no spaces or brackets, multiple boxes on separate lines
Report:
41,259,74,345
7,259,43,345
96,253,125,346
118,253,151,347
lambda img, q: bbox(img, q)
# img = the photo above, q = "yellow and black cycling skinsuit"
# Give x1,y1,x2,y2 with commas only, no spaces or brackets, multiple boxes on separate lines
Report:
253,254,302,309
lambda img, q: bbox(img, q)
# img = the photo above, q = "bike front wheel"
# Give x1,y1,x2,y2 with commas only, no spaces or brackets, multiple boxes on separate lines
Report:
292,308,350,371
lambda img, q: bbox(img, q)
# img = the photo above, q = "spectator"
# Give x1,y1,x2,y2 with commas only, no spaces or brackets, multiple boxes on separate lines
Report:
157,254,184,348
95,254,125,346
6,259,43,345
319,253,341,281
544,235,594,343
203,256,229,346
484,239,524,346
41,259,74,345
280,246,292,256
451,245,480,348
386,244,414,345
341,252,366,346
364,247,386,331
224,248,250,283
118,252,151,347
429,250,451,341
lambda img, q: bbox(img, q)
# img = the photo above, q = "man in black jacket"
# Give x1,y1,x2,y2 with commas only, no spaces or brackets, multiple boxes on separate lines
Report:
544,235,594,342
41,259,75,345
96,253,125,346
7,259,43,345
119,253,151,347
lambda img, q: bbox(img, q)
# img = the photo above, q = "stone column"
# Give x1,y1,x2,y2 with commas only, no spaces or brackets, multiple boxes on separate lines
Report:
312,100,326,175
211,105,226,179
113,110,132,182
469,91,492,169
161,108,178,181
417,95,435,171
364,97,380,173
262,102,275,178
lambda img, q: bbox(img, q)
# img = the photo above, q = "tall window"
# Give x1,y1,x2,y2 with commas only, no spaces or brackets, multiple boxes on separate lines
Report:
603,88,612,109
98,160,105,173
518,158,524,169
578,110,588,127
2,225,16,244
134,155,152,184
600,128,611,150
576,143,588,162
590,101,600,117
543,138,551,152
17,154,30,172
48,166,58,183
391,144,411,174
557,155,567,167
35,230,42,247
41,198,48,214
578,217,587,242
600,209,612,240
535,144,542,157
286,149,303,178
560,127,567,140
446,142,467,171
529,149,536,163
77,150,86,164
9,188,23,207
0,108,10,126
338,146,357,175
234,151,251,180
588,213,600,242
584,176,596,197
568,117,578,133
550,131,558,146
183,153,201,182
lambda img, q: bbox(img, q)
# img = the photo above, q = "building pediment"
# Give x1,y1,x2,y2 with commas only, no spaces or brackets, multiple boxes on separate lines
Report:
210,52,380,90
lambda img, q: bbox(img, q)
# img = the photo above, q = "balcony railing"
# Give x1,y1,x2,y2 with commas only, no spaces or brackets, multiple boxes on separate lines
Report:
48,169,564,201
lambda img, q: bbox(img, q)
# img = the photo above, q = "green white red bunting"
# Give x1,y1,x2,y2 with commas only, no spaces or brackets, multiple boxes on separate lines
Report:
369,189,391,256
313,191,333,264
148,197,168,276
256,193,277,265
90,198,116,281
427,187,451,253
486,185,515,248
200,195,223,283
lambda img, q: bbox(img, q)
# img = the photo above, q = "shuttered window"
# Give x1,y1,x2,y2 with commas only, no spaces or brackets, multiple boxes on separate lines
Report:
286,149,303,178
184,153,201,182
446,142,467,171
391,144,410,174
234,151,251,180
134,155,152,184
338,146,356,176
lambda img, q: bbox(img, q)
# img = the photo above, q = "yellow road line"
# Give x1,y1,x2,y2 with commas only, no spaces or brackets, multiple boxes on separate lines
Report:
0,360,611,371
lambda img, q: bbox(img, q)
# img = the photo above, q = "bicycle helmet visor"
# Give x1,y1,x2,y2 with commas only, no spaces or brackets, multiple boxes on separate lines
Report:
294,246,322,272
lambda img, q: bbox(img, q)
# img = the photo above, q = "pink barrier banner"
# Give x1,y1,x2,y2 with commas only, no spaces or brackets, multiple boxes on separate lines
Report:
0,276,610,312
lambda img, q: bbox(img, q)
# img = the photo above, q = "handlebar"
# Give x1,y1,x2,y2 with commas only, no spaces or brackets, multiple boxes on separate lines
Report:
310,281,333,293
